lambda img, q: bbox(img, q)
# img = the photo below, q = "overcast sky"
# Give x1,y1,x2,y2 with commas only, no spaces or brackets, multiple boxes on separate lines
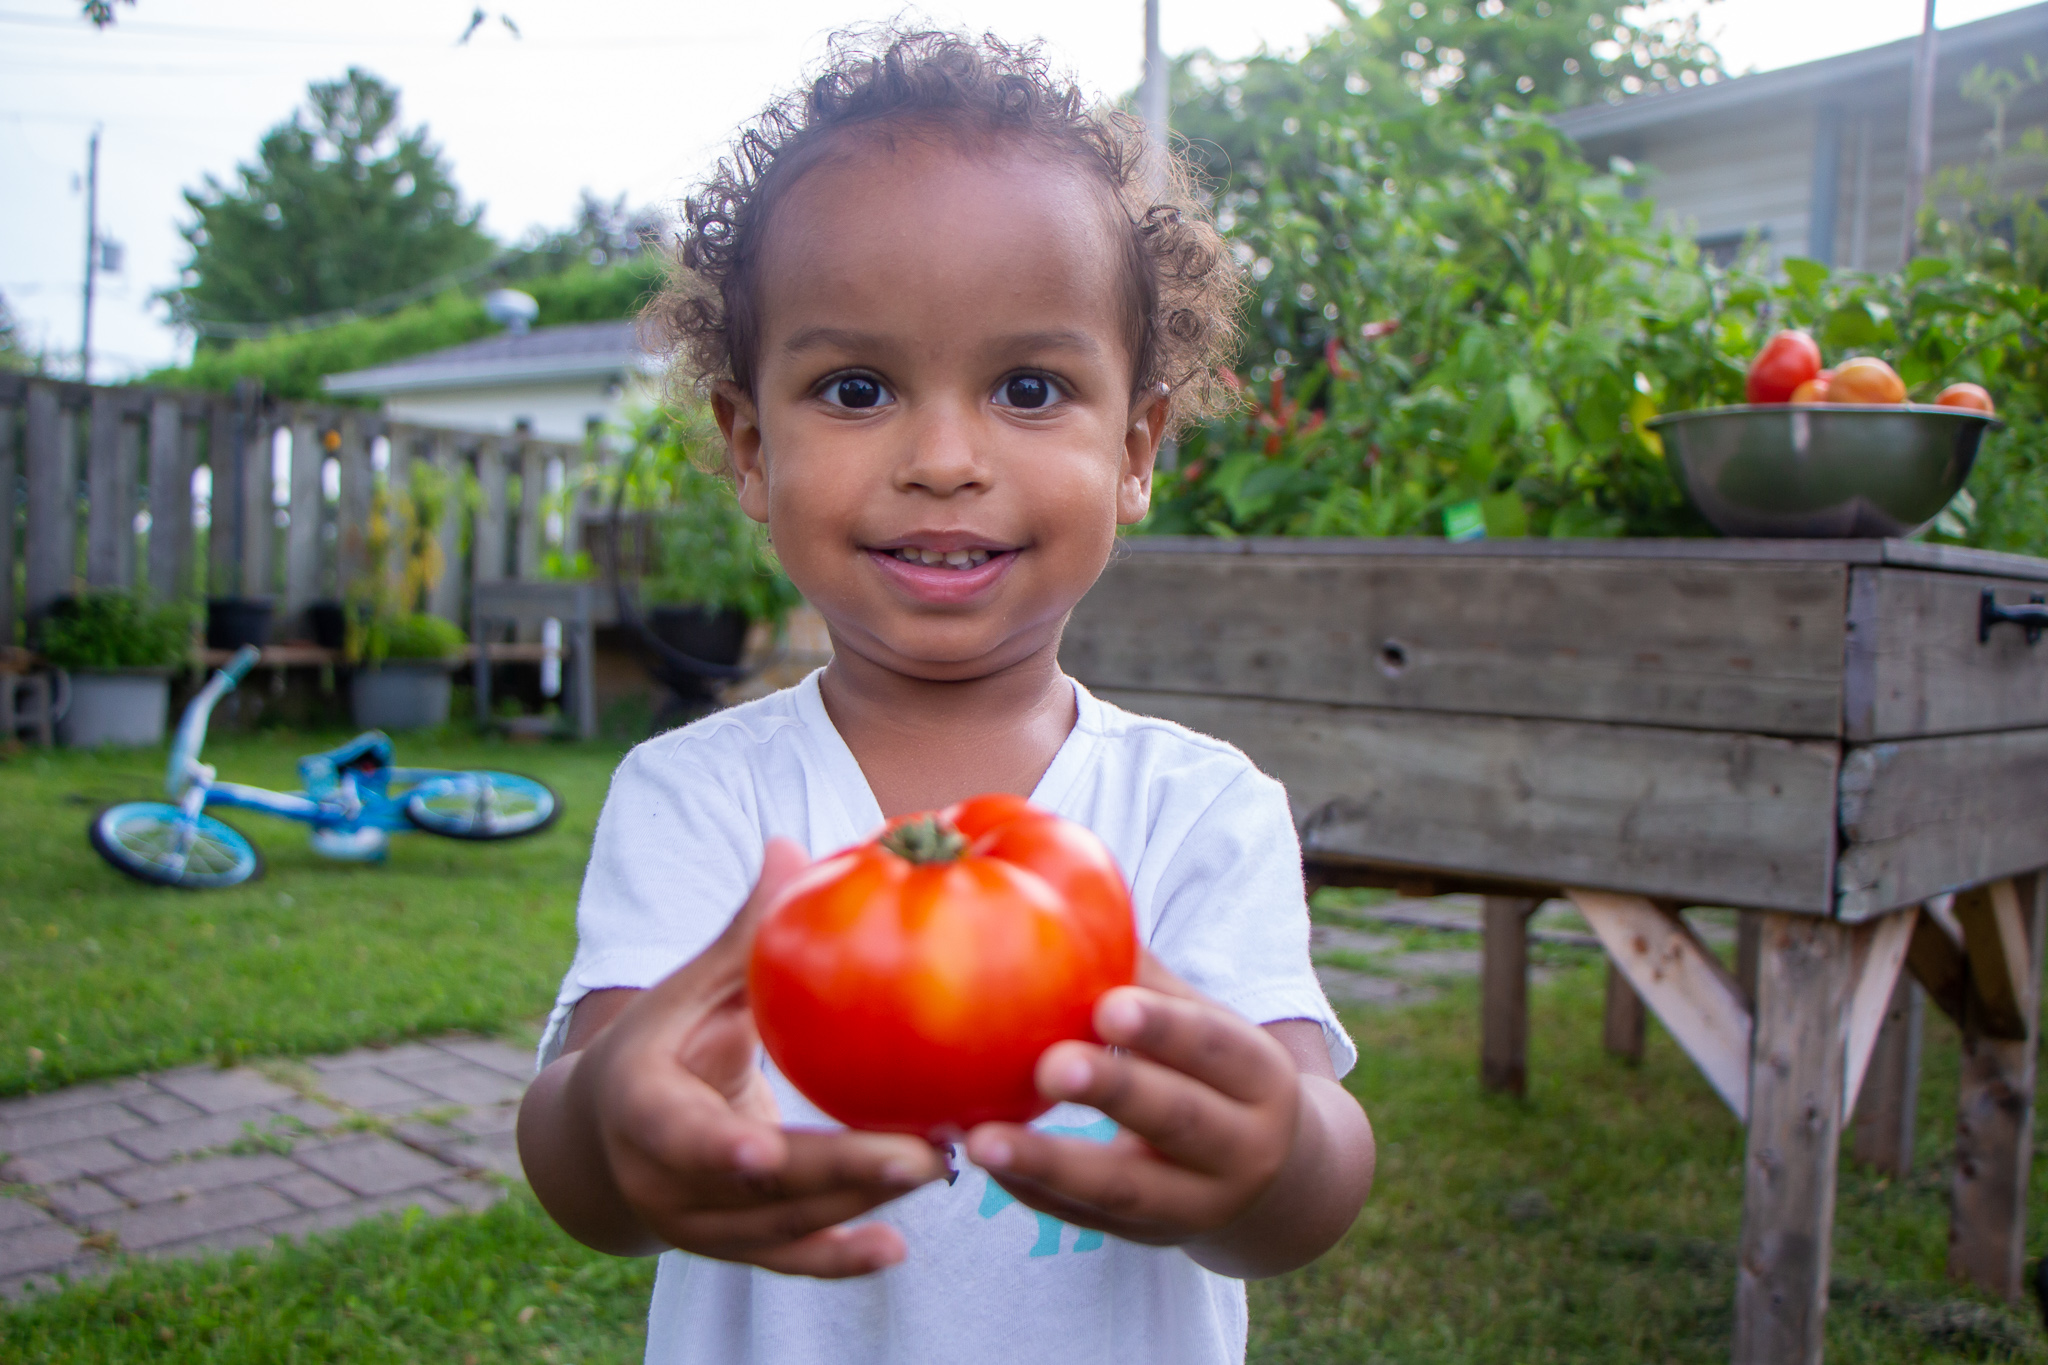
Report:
2,0,2040,378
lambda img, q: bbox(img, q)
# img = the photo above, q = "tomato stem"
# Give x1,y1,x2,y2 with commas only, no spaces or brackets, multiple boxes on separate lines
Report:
880,815,968,865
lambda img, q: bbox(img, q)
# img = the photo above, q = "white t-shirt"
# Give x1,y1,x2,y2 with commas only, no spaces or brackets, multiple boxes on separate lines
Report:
542,670,1354,1365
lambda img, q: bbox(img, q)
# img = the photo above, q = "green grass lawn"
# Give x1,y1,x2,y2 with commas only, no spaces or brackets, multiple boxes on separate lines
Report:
0,730,627,1095
3,734,2044,1360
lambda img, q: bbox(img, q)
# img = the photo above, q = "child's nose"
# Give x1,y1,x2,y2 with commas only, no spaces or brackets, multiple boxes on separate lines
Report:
895,402,988,496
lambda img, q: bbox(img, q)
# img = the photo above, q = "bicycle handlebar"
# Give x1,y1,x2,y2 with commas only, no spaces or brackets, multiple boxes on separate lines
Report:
222,644,262,686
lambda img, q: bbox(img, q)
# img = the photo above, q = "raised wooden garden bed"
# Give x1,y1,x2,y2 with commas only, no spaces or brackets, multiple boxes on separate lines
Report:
1062,536,2048,1365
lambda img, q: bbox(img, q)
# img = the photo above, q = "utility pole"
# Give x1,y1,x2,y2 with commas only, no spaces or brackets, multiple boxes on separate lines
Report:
1902,0,1939,261
80,126,100,383
1141,0,1168,161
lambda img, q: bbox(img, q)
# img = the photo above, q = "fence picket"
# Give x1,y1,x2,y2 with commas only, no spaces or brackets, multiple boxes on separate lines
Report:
284,412,324,631
516,437,544,581
206,404,237,597
474,437,507,587
23,382,72,625
335,413,372,596
240,412,275,601
85,389,133,589
146,397,191,602
384,424,413,597
428,431,463,621
0,403,17,646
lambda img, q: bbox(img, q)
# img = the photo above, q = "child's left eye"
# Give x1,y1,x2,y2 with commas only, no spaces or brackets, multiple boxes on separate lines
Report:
818,375,893,409
992,374,1063,411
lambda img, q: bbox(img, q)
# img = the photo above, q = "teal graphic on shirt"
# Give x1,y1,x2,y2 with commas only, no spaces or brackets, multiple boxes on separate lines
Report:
977,1116,1117,1256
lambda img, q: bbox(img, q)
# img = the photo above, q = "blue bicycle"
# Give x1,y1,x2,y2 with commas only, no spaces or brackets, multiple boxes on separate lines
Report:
89,645,561,889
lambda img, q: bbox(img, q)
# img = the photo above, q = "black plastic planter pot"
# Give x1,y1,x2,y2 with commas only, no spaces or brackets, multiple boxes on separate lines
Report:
647,606,749,667
307,601,349,651
206,598,274,651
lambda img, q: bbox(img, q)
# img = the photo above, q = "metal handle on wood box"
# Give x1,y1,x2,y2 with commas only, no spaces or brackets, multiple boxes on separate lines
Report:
1980,590,2048,645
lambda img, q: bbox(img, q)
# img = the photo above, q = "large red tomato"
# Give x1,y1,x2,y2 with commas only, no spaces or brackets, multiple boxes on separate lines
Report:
749,794,1138,1136
1746,330,1823,404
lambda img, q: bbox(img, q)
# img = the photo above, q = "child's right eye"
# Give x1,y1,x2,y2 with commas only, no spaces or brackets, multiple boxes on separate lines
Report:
818,375,893,410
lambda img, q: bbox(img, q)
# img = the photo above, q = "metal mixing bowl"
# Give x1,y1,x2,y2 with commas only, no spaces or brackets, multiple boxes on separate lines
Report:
1648,404,2001,538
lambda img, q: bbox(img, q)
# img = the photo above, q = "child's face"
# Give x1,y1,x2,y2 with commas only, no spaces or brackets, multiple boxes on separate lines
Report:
715,132,1165,684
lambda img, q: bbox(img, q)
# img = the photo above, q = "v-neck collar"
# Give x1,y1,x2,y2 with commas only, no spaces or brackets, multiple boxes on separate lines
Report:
791,668,1100,840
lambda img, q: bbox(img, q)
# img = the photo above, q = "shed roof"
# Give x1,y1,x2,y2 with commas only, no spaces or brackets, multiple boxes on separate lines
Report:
1555,2,2048,144
323,320,655,396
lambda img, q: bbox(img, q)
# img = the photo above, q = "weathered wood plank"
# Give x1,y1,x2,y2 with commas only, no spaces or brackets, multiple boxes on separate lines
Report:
334,414,372,596
427,433,463,622
1836,729,2048,920
1848,566,2048,740
1602,961,1647,1062
84,390,132,588
1110,534,2048,581
1950,872,2046,1302
1570,889,1752,1117
1850,976,1923,1176
1905,906,1969,1027
1734,914,1858,1365
515,433,544,582
473,438,507,586
0,403,17,645
145,397,191,601
205,404,236,597
1480,897,1540,1095
384,426,413,596
1736,911,1763,1010
1953,880,2033,1041
23,382,73,622
1096,689,1842,912
283,413,324,629
1065,552,1851,736
240,415,274,599
1842,908,1916,1119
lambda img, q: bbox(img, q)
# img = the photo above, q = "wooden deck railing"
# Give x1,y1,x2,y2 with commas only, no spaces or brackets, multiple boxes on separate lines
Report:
0,374,595,647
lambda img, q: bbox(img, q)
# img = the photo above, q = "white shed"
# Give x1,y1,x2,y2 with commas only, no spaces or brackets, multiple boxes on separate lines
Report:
1555,3,2048,272
322,319,662,443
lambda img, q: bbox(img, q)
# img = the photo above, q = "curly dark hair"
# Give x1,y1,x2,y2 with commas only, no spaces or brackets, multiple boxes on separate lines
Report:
641,27,1244,433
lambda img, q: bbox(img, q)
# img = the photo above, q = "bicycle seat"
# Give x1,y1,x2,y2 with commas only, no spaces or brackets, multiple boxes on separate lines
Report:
300,732,394,796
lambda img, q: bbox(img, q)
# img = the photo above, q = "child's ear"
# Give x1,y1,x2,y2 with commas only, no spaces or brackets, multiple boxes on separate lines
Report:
712,382,771,524
1117,384,1170,526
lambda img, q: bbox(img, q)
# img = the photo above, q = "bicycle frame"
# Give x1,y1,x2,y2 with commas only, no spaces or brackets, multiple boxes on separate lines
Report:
165,646,473,836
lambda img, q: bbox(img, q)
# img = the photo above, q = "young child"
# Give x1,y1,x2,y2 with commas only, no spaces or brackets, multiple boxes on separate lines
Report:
516,29,1375,1364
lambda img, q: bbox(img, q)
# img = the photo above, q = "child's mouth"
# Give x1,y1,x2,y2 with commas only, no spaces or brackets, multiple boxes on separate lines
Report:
867,544,1017,603
889,547,992,569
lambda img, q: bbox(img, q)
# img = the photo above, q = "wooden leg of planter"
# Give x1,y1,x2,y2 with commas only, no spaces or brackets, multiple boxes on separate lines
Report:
1949,874,2045,1303
1851,976,1923,1177
1602,961,1646,1063
1480,896,1541,1096
1736,911,1762,1011
1733,913,1858,1365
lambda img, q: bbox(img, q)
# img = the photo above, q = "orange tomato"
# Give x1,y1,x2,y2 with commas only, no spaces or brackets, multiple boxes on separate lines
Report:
1934,382,1996,415
1824,357,1907,405
1789,375,1829,404
750,794,1137,1135
1745,330,1823,404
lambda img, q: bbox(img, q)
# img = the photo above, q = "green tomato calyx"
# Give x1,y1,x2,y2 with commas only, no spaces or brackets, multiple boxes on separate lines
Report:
881,815,968,865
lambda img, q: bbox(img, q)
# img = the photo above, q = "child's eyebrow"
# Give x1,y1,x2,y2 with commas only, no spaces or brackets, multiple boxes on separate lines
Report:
781,325,1105,361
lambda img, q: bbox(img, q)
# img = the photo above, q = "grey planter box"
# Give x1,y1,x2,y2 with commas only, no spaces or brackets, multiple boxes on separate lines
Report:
350,663,454,731
58,668,172,748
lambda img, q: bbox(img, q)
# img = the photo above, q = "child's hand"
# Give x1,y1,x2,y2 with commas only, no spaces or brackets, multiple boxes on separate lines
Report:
522,839,951,1277
963,951,1371,1277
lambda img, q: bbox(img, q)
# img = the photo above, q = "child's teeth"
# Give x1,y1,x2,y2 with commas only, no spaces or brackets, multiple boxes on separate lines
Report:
944,551,970,567
893,548,995,567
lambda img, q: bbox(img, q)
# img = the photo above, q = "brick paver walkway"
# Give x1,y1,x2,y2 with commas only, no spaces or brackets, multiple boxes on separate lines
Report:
0,1035,532,1300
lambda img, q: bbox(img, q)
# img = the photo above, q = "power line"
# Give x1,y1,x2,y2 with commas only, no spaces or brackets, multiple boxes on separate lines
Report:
0,9,771,49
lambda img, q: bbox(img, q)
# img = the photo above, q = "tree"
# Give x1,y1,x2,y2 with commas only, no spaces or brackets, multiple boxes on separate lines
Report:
161,69,495,338
0,288,38,373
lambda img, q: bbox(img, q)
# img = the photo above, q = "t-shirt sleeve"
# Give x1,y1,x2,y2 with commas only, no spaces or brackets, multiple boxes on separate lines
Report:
1143,766,1357,1078
535,739,764,1068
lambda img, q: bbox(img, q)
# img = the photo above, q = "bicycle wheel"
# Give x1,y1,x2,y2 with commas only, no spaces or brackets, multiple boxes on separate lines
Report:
403,772,560,841
90,802,262,889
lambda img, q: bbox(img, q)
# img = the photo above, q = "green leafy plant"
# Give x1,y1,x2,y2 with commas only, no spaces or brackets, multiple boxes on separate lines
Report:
345,465,468,667
37,593,192,670
601,405,801,627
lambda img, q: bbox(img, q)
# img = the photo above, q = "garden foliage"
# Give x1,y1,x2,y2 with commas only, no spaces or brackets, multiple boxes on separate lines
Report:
37,593,192,670
599,407,801,627
1149,4,2048,555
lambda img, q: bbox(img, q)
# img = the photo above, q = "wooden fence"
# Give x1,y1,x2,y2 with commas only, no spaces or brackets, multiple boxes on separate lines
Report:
0,374,595,648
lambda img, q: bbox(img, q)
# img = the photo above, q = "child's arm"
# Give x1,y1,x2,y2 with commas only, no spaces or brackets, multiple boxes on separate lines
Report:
517,839,951,1277
964,952,1375,1279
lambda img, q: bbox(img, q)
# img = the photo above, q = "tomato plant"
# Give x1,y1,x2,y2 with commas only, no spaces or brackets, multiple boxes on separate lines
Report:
749,795,1137,1136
